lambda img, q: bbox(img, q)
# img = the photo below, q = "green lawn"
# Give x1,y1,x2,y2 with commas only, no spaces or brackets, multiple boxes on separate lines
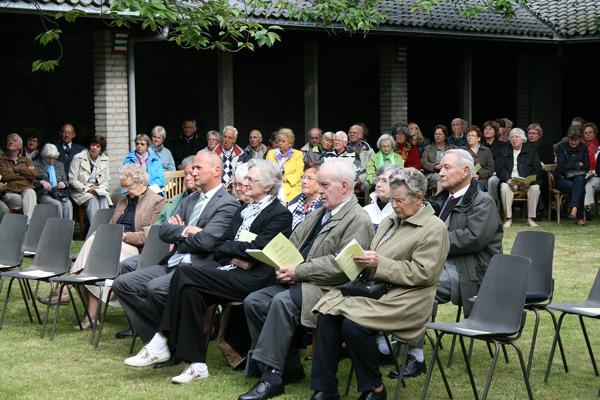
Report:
0,217,598,400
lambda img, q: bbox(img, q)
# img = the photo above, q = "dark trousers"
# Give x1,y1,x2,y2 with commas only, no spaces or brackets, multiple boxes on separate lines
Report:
159,264,247,363
556,175,586,218
311,314,382,393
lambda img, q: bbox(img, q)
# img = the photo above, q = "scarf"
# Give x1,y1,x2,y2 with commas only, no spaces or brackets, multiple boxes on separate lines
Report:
375,151,395,170
43,159,58,188
291,194,321,230
235,195,275,240
585,139,599,170
274,148,294,172
136,152,150,170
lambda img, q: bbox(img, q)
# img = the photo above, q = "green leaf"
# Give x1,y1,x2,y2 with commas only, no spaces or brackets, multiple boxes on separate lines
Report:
32,59,60,72
35,29,62,47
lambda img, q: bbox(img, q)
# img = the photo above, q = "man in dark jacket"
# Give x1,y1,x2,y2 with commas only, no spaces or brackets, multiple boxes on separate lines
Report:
56,123,85,175
169,119,205,168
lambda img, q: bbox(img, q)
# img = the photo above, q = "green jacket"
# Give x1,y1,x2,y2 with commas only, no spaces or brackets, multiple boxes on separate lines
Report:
366,151,405,185
155,191,188,225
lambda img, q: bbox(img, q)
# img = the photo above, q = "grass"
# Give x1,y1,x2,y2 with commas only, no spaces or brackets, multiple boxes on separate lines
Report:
0,216,599,399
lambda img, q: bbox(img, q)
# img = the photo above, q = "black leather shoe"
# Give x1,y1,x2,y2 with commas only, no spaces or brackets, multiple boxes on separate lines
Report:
358,387,387,400
238,381,284,400
388,354,425,379
153,357,182,369
309,391,341,400
282,366,305,384
115,328,133,339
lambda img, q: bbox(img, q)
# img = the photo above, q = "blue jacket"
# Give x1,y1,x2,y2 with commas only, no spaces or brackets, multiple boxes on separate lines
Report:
123,149,165,190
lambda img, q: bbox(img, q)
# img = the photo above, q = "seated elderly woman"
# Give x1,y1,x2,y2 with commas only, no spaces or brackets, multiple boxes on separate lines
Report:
33,143,73,219
366,134,404,186
123,158,292,384
39,165,166,323
309,168,449,400
462,125,494,191
555,126,589,225
421,124,456,193
123,134,165,193
266,128,304,202
69,135,112,222
150,126,176,172
496,128,542,228
233,163,252,205
363,164,400,228
287,161,322,230
319,131,335,157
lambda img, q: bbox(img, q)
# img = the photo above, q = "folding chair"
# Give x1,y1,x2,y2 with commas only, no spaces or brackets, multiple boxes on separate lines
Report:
421,254,533,400
510,231,567,377
43,224,123,340
544,267,600,384
0,218,73,331
0,214,28,272
71,208,115,261
22,204,60,256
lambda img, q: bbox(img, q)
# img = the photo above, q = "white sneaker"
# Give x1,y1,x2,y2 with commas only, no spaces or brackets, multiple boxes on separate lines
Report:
124,345,170,367
171,365,209,384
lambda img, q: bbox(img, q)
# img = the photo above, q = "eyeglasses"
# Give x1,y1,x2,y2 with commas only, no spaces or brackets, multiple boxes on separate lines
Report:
301,175,317,181
375,177,389,184
388,196,410,205
135,142,147,146
244,175,259,184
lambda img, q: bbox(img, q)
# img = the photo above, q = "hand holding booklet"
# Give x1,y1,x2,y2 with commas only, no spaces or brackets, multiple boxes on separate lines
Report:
246,233,304,270
334,239,367,280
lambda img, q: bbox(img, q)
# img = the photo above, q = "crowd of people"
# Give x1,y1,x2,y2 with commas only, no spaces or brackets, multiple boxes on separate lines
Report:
1,115,599,400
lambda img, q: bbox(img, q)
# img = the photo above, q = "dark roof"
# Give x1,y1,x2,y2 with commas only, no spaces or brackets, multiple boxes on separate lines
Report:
1,0,598,40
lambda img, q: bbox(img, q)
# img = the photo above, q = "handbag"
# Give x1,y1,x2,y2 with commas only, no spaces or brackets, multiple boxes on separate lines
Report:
49,187,70,203
339,270,391,300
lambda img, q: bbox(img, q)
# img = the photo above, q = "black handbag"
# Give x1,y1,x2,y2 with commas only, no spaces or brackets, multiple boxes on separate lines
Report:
49,187,70,203
339,270,391,300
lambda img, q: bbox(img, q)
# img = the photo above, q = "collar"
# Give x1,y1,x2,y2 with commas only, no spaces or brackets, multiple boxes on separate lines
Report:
201,183,223,201
450,183,470,198
329,196,352,218
403,203,434,226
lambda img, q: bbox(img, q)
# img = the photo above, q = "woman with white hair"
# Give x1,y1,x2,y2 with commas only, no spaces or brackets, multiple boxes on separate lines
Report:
150,126,176,172
124,158,292,384
33,143,73,219
366,134,404,185
495,128,542,228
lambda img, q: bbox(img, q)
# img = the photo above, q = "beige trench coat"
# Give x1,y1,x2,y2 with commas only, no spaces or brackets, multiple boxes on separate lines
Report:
313,203,449,345
69,150,112,206
293,196,374,328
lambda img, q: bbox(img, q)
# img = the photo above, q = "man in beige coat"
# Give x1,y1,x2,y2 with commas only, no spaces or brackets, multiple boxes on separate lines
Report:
238,159,374,400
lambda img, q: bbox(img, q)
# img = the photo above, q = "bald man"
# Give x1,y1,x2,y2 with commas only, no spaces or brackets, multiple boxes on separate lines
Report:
56,123,85,174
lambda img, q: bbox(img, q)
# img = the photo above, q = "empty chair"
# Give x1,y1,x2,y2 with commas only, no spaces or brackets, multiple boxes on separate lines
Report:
0,214,28,271
43,224,123,340
71,207,115,261
0,218,73,330
22,204,60,256
544,267,600,384
420,254,533,400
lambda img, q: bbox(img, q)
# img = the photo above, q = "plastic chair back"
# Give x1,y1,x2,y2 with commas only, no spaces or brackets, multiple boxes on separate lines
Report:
22,204,60,254
137,225,170,269
83,224,124,279
587,267,600,303
511,231,555,301
85,208,115,240
0,214,28,268
467,254,531,335
28,218,74,274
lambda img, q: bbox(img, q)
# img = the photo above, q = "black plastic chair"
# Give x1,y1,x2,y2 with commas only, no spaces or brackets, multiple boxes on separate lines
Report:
420,254,533,400
0,214,28,271
510,230,567,377
0,218,74,331
544,267,600,384
22,204,60,256
71,208,115,261
44,224,123,340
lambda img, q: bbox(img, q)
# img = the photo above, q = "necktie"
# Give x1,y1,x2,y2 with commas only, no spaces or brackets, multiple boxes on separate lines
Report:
439,195,457,222
321,210,332,226
167,193,207,267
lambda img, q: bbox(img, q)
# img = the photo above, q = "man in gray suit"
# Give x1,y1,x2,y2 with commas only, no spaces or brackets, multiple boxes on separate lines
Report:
112,151,240,344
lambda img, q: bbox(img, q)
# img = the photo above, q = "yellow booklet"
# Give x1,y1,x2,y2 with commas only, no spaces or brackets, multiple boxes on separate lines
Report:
513,174,537,187
334,239,367,280
238,230,257,243
246,233,304,270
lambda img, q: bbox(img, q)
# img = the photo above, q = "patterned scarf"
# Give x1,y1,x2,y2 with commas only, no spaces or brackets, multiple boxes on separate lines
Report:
274,148,294,172
234,195,275,240
291,194,321,230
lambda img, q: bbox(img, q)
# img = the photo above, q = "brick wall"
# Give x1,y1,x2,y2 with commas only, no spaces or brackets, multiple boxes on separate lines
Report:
379,44,407,135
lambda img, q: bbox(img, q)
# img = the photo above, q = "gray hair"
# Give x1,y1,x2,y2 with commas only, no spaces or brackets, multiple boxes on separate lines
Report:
41,143,60,159
7,133,23,147
247,158,282,196
151,126,167,140
181,155,194,168
118,164,149,185
233,162,249,181
334,131,348,141
376,134,396,151
135,134,151,146
389,167,428,196
376,164,401,178
509,128,527,142
444,149,475,174
321,158,356,184
526,123,543,136
207,130,221,141
223,125,238,141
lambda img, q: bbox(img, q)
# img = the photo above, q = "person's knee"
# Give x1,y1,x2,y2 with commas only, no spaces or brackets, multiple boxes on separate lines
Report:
244,290,265,314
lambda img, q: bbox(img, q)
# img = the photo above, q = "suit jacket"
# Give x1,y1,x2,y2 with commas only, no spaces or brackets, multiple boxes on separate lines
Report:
57,141,85,174
292,196,374,328
159,187,240,265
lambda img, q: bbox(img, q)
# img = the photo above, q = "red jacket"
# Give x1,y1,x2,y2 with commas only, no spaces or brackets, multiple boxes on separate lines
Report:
397,144,421,169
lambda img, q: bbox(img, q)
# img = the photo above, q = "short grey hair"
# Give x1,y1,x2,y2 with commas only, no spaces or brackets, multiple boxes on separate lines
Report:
376,134,396,151
223,126,238,141
207,130,221,141
118,164,149,185
41,143,60,159
135,134,151,146
181,155,194,168
444,149,475,174
247,158,282,196
334,131,348,141
321,158,356,184
151,126,167,140
234,162,249,181
509,128,527,142
7,133,23,147
376,164,401,178
526,123,543,136
389,167,428,196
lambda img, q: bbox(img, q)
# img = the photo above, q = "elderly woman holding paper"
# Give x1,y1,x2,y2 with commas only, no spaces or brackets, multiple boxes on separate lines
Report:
495,127,542,228
123,158,292,384
309,167,449,400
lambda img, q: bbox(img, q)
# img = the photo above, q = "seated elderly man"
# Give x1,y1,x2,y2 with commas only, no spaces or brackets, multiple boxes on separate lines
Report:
238,159,374,400
240,129,268,162
214,126,244,189
397,149,502,379
0,133,37,220
112,151,239,345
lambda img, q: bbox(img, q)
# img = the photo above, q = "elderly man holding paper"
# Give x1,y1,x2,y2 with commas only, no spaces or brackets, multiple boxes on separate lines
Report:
308,168,449,400
238,159,374,400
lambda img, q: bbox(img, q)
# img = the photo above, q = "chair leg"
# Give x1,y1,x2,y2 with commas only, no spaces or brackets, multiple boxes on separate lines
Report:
17,279,33,323
50,283,67,340
544,312,567,383
526,308,541,377
40,284,55,338
0,277,14,330
25,280,42,325
420,331,445,400
73,285,90,329
459,335,480,400
507,340,534,400
91,286,104,346
579,316,599,377
481,341,500,400
501,344,509,364
129,334,138,355
447,306,462,367
94,288,112,348
424,332,453,399
386,336,408,400
545,308,568,373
